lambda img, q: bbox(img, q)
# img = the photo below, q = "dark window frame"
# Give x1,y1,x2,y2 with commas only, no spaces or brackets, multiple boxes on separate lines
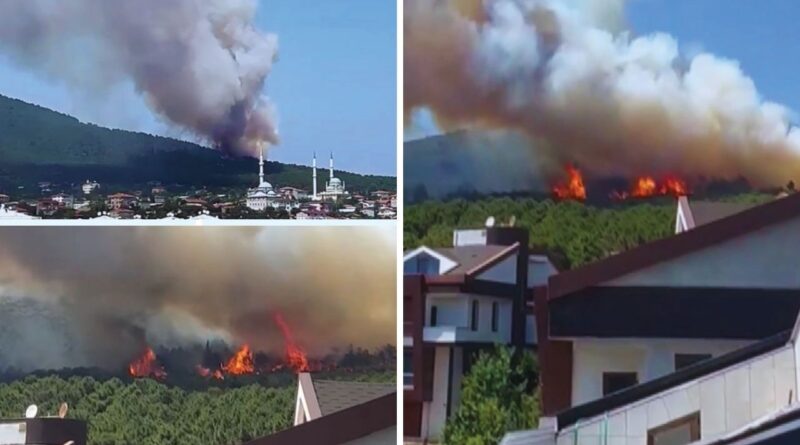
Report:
647,412,701,445
602,372,638,396
471,300,479,331
491,302,499,332
430,305,438,327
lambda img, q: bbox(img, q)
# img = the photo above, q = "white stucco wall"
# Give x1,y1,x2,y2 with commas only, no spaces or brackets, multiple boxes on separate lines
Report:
529,256,558,287
426,294,513,343
0,423,25,444
558,345,797,445
428,346,451,441
571,338,753,406
607,217,800,289
477,254,517,284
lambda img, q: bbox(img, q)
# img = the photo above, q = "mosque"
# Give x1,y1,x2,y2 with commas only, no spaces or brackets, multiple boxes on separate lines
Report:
245,147,281,211
313,152,349,202
246,149,349,211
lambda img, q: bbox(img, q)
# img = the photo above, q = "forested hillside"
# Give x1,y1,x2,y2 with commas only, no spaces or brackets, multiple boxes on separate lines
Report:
0,94,395,193
405,195,771,269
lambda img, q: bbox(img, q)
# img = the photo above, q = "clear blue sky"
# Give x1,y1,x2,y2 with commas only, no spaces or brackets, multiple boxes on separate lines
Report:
406,0,800,139
0,0,397,176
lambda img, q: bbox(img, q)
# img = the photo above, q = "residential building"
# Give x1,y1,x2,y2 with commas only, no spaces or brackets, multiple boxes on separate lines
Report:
403,226,557,441
0,417,87,445
106,193,139,210
503,192,800,445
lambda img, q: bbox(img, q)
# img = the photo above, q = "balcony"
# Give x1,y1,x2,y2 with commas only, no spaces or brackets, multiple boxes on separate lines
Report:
423,326,507,344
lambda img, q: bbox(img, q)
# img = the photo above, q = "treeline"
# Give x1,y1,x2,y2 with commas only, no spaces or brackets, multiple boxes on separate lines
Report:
0,375,294,445
405,197,677,269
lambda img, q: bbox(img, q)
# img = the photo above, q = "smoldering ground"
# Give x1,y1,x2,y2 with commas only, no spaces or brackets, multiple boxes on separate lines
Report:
0,0,279,157
0,226,396,372
405,0,800,186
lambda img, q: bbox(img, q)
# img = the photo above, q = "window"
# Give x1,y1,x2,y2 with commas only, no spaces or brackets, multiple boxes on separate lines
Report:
647,413,700,445
471,300,479,331
674,353,712,371
491,302,499,332
403,349,413,388
602,372,638,396
430,306,438,327
404,253,440,275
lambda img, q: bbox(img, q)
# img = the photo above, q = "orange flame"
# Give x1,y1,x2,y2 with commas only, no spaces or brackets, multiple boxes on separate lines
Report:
631,176,658,197
659,176,688,196
552,164,586,201
128,347,167,380
222,344,255,376
274,313,309,373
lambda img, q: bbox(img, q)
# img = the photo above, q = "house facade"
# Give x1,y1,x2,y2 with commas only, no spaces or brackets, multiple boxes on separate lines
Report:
403,226,557,441
503,192,800,445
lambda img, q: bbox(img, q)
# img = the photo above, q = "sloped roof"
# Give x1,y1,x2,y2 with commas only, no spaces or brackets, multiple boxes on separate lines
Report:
550,192,800,299
688,200,757,227
312,379,395,416
434,245,513,275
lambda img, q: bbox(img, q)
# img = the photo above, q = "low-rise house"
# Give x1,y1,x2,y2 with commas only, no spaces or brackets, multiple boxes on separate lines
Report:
503,192,800,445
35,199,58,217
403,226,557,441
51,193,74,208
106,193,139,210
0,417,87,445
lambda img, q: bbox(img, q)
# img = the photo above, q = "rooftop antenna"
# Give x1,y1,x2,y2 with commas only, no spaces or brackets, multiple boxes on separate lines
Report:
485,216,496,228
25,404,38,419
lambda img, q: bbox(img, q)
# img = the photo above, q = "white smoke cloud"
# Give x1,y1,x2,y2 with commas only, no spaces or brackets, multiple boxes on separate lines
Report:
0,0,279,157
405,0,800,186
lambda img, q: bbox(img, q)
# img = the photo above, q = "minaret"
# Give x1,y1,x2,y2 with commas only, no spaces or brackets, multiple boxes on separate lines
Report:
312,152,318,199
258,145,266,186
329,152,334,180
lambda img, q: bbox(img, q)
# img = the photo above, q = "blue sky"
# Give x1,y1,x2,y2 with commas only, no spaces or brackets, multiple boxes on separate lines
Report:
0,0,397,176
406,0,800,139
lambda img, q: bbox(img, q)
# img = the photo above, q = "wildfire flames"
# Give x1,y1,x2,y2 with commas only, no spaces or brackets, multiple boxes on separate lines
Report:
551,165,689,201
128,347,167,380
552,164,587,201
129,314,315,381
274,313,310,373
222,344,255,376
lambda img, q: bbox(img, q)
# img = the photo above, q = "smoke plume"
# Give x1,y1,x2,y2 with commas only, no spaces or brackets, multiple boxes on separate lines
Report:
0,0,279,157
405,0,800,186
0,226,396,371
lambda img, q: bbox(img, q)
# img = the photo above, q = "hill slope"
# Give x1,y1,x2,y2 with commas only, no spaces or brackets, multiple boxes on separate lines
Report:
0,95,395,193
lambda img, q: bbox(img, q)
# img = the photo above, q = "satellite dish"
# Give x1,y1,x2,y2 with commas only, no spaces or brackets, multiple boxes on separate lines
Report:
509,215,517,227
64,442,75,445
485,216,496,228
58,402,69,419
25,404,38,419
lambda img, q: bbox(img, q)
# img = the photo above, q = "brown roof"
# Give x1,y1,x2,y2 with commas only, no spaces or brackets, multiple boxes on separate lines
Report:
434,244,516,275
688,200,757,227
243,392,395,445
550,192,800,299
312,379,395,416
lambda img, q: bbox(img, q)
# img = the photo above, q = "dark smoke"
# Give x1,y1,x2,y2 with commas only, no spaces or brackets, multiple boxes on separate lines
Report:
0,226,396,372
0,0,279,157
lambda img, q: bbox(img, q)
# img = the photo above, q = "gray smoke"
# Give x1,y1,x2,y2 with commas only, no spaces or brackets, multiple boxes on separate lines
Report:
0,0,279,157
0,226,396,371
405,0,800,186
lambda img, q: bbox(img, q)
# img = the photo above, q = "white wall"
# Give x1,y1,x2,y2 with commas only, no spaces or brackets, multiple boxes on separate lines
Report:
477,254,517,284
428,346,451,441
558,345,797,445
529,256,557,287
426,294,513,343
608,217,800,289
0,423,25,445
571,338,752,406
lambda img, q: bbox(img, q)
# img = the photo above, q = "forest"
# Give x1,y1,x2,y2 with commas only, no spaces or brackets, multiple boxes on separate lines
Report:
405,194,772,269
0,94,395,195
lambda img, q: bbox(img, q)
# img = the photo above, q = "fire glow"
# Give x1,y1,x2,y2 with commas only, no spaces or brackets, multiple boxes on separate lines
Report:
552,164,587,201
274,313,310,373
128,347,167,380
